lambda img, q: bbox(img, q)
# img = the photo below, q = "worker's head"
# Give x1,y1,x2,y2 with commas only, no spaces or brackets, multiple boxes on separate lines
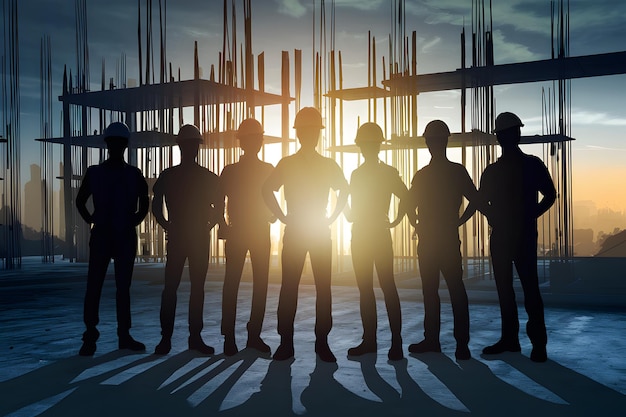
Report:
103,121,130,158
355,122,385,159
176,124,203,159
236,118,265,154
423,120,450,156
293,107,324,148
493,112,523,148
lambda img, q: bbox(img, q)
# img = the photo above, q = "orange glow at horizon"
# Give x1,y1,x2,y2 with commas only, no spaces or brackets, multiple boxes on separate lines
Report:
573,166,626,212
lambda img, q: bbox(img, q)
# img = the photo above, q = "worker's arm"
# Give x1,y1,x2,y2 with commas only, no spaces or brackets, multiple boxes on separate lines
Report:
535,161,557,219
262,167,288,224
326,166,349,225
151,175,169,230
327,185,349,225
389,174,409,228
458,167,479,227
75,169,94,224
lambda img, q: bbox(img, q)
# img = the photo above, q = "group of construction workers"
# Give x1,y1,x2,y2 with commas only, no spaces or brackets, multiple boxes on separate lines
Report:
76,107,555,364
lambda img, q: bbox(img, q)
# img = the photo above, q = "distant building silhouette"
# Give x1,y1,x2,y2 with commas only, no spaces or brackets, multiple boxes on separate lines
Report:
573,228,596,257
23,164,43,232
596,229,626,257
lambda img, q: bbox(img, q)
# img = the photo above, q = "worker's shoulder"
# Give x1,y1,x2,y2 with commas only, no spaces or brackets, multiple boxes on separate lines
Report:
198,164,220,181
522,152,547,167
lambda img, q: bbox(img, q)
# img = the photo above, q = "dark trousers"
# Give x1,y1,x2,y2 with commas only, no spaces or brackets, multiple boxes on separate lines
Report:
417,237,470,346
221,224,271,337
351,226,402,341
277,225,332,340
490,231,547,347
83,227,137,341
159,230,210,338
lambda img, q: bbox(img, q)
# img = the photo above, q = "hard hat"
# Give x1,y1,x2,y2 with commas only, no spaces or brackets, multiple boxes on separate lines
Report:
355,122,385,144
177,124,203,144
293,107,324,129
493,112,524,133
423,120,450,138
104,121,130,141
237,118,264,139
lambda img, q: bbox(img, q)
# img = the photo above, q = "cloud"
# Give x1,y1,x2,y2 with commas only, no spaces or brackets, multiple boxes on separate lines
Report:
342,62,367,69
276,0,384,18
429,90,461,100
15,75,41,101
408,0,549,35
571,109,626,127
492,29,539,63
421,36,441,54
404,0,624,40
568,0,626,31
335,0,385,12
179,27,221,40
400,1,550,64
407,0,468,26
336,30,368,42
580,145,626,152
276,0,308,18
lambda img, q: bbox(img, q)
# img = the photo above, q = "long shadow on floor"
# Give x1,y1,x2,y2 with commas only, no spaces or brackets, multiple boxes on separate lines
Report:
2,349,624,416
0,350,146,416
414,352,625,417
498,353,625,416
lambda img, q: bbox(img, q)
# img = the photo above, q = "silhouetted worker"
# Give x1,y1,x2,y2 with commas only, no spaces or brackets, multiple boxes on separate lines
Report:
153,124,223,355
262,107,349,362
220,118,275,356
406,120,477,361
345,122,407,361
75,121,149,356
479,112,556,362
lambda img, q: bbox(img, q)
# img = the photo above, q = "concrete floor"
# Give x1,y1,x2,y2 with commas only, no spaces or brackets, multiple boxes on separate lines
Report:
0,259,624,416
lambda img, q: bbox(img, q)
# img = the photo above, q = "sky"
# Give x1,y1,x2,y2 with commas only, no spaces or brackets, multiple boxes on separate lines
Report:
4,0,626,227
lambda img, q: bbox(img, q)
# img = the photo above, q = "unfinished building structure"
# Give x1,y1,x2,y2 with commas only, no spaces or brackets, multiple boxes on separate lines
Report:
29,0,626,281
39,0,297,264
321,0,626,278
1,0,21,269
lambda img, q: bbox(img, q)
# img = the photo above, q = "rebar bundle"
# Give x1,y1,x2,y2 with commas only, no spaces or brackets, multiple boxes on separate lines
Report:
1,0,22,269
40,35,54,262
